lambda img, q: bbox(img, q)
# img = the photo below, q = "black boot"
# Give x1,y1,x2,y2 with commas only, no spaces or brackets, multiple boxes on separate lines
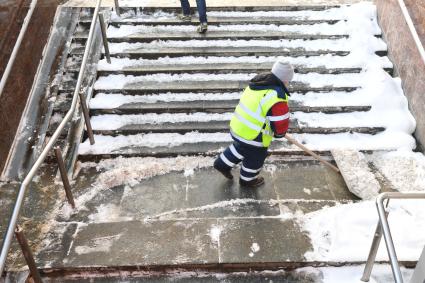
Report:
240,176,265,188
213,162,233,180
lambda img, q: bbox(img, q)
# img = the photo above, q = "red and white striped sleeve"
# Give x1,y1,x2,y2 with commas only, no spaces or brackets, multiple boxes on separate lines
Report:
267,102,290,138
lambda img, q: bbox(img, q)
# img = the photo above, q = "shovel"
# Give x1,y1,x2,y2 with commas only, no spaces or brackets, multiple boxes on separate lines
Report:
284,134,340,173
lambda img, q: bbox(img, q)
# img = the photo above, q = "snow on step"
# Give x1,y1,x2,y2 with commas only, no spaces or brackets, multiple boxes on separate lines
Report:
105,21,380,38
331,149,380,200
93,72,368,90
88,112,389,131
78,132,416,156
110,3,377,23
112,2,376,22
106,37,387,54
88,90,374,110
96,55,392,72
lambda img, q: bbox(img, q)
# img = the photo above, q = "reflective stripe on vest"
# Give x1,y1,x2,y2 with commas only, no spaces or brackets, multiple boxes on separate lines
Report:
230,87,288,147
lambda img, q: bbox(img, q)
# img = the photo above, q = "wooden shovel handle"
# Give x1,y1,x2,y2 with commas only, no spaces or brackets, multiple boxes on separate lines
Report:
284,134,340,173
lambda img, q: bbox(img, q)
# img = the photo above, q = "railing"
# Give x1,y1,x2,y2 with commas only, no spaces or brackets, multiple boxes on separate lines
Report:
0,0,120,280
361,192,425,283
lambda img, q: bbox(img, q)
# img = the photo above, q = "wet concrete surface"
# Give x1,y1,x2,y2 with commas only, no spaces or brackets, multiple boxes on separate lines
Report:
0,164,68,272
32,157,358,270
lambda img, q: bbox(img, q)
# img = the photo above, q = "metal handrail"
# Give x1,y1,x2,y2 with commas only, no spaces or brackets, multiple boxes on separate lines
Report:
0,0,107,276
0,0,38,98
362,192,425,283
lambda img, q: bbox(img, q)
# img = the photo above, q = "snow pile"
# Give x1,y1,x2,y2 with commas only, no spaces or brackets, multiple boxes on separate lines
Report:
289,66,416,151
368,149,425,192
332,149,380,200
301,200,425,261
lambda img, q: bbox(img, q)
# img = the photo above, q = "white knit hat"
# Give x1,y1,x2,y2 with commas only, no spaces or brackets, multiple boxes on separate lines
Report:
271,61,294,83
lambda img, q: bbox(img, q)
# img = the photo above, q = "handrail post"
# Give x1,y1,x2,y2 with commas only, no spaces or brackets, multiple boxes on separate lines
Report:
114,0,120,17
54,147,75,208
361,199,390,282
98,13,111,64
14,226,43,283
79,92,95,145
376,194,404,283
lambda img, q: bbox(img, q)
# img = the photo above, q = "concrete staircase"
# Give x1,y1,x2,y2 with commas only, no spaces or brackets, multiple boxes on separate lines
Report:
28,4,409,282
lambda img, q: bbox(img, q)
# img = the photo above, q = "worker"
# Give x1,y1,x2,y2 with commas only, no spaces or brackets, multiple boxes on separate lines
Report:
179,0,208,33
213,61,294,188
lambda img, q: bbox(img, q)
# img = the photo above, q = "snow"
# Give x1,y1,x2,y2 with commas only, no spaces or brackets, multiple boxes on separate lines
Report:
110,3,377,22
332,149,380,200
368,149,425,192
249,242,261,257
94,72,368,90
78,132,232,154
301,200,425,261
97,54,392,71
209,225,221,245
90,113,232,130
89,92,241,109
107,36,387,53
107,21,381,37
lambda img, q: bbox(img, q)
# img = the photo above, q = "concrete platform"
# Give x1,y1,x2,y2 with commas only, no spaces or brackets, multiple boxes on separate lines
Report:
35,158,357,270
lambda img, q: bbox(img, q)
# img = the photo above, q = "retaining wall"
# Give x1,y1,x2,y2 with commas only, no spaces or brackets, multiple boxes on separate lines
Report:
376,0,425,151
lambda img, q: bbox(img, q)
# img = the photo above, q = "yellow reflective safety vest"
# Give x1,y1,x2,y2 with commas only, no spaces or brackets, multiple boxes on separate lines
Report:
230,87,288,148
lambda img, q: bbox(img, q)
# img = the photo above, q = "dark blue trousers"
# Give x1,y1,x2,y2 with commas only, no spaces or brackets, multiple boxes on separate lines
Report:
180,0,208,23
214,140,268,181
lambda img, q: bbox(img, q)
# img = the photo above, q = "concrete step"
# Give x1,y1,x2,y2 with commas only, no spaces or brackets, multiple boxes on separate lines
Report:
89,120,385,136
77,139,330,160
79,14,343,26
88,101,372,115
108,18,342,26
90,80,358,95
70,45,355,57
74,31,350,43
93,64,392,76
34,268,326,282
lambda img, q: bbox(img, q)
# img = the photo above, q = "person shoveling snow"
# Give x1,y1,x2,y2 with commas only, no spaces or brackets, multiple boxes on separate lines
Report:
214,60,293,188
